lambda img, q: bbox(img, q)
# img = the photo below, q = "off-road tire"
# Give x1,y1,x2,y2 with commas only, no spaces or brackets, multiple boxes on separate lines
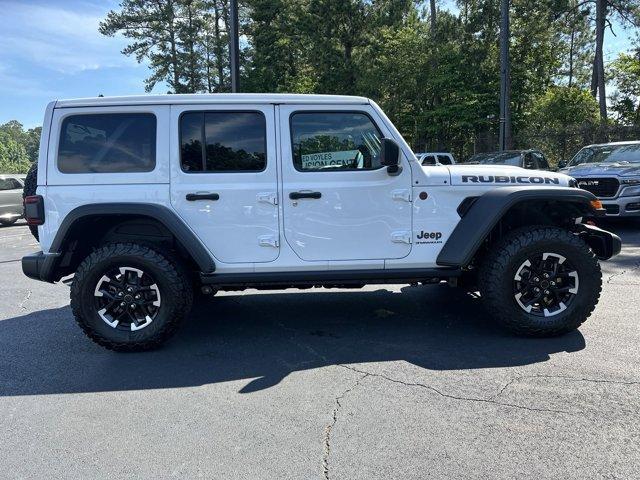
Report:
22,163,39,241
479,226,601,337
71,243,193,351
0,218,18,227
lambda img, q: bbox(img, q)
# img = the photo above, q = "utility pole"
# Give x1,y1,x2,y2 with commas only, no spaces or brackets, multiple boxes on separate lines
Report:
229,0,240,93
498,0,512,151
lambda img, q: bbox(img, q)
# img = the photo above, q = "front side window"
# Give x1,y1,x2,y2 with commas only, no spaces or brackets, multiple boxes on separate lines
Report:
290,112,382,171
437,155,452,165
58,113,156,173
180,111,266,172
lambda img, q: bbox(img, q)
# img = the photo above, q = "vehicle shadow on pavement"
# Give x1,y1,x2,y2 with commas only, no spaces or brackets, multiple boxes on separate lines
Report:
0,285,586,397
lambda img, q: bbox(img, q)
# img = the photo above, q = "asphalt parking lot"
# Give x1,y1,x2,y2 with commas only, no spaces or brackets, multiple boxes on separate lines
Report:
1,220,638,479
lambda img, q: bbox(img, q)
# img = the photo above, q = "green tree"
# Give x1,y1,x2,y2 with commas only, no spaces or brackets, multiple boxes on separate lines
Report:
610,50,640,125
0,121,40,173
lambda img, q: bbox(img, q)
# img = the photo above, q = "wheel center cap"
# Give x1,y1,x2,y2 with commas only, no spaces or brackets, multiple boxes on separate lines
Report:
540,280,550,289
124,294,134,303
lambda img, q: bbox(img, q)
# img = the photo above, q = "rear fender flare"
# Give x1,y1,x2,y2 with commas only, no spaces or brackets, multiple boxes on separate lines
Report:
49,203,215,275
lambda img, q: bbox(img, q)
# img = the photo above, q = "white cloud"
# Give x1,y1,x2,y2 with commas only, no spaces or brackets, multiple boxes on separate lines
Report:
0,1,137,74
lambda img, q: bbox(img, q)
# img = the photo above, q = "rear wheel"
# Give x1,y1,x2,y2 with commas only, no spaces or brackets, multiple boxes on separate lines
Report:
479,226,601,337
71,243,193,351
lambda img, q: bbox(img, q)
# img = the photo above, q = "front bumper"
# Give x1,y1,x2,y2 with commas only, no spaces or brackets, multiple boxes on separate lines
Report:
577,224,622,260
22,251,59,283
600,194,640,216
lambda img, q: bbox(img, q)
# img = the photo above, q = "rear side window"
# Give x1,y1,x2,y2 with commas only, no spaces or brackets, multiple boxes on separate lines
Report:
290,112,383,171
437,155,452,165
180,111,267,172
0,178,21,190
58,113,156,173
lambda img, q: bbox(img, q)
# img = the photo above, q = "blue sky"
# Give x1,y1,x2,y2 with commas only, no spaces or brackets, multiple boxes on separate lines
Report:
0,0,636,128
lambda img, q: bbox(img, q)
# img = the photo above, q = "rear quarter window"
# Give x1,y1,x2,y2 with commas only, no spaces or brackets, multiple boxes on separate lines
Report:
57,113,156,173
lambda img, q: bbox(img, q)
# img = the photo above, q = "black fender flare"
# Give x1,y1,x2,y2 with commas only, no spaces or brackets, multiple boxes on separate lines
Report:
436,187,598,267
48,203,215,274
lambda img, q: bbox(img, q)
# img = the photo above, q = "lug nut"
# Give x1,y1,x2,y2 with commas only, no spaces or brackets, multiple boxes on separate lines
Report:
130,303,137,309
117,291,124,297
120,302,126,307
544,290,550,295
135,294,141,300
533,277,539,282
543,273,549,278
127,287,134,293
550,281,556,286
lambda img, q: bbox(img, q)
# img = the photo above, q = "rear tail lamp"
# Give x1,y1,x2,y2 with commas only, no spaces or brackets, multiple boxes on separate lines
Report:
24,195,45,226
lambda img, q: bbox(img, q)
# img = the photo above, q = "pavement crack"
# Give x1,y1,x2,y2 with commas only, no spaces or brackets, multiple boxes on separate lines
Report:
323,372,369,480
19,289,32,311
338,364,576,416
0,258,21,264
495,374,640,398
607,259,640,284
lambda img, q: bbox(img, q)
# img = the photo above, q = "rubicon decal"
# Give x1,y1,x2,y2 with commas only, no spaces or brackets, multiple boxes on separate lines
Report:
416,231,443,244
461,175,560,184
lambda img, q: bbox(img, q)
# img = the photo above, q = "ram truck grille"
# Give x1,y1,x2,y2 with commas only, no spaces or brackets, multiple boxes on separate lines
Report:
575,178,620,198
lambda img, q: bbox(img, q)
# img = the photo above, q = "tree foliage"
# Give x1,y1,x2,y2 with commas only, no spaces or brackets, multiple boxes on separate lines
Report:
0,121,40,174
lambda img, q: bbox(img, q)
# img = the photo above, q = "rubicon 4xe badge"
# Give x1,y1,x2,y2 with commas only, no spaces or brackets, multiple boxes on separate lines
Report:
462,175,560,184
416,231,443,244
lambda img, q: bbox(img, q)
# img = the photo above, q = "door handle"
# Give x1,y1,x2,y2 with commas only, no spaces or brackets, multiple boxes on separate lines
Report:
289,191,322,200
186,193,220,201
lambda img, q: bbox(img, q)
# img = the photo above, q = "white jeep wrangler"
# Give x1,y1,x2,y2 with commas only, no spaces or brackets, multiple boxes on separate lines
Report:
22,94,621,351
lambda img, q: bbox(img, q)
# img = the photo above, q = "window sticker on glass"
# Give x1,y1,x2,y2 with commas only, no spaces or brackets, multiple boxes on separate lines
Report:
291,112,383,172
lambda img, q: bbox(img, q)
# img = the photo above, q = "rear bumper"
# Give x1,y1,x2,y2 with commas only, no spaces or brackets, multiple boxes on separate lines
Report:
578,224,622,260
22,251,58,283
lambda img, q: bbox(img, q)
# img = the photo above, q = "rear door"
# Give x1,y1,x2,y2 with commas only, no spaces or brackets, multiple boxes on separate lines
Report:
278,105,412,262
170,105,280,264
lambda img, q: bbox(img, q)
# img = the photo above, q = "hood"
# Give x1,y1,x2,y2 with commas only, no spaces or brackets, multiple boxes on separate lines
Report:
561,163,640,177
446,164,572,187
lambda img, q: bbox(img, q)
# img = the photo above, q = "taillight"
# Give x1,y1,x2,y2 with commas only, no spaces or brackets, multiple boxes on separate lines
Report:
24,195,45,225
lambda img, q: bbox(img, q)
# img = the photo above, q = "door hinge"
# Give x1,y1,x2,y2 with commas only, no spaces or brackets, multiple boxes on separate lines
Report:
258,235,279,248
257,192,278,205
391,189,412,202
391,231,412,244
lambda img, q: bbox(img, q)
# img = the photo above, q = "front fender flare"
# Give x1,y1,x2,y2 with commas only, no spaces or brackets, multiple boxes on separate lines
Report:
436,187,598,267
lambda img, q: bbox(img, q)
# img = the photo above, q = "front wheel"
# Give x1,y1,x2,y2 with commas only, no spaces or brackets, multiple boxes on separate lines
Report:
71,243,193,351
479,226,602,337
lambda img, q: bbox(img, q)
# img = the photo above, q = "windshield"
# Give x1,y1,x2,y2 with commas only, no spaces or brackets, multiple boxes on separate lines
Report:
568,144,640,166
465,152,522,166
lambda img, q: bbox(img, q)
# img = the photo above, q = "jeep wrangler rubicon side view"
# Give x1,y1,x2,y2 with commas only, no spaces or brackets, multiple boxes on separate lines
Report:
22,94,621,351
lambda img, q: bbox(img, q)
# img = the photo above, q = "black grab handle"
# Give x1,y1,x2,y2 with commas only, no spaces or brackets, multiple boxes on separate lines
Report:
186,193,220,201
289,191,322,200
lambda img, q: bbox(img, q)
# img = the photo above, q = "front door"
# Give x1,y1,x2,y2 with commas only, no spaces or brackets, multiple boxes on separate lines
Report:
279,106,412,262
170,105,280,264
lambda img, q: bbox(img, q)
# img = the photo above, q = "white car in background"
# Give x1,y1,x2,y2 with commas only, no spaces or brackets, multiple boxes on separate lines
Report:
415,152,456,166
0,174,25,226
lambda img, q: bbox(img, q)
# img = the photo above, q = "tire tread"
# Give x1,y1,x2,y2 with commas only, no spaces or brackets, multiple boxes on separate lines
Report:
479,226,601,337
70,242,193,351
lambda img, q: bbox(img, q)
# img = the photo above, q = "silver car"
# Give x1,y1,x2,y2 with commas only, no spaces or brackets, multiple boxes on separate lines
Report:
0,174,25,226
560,141,640,217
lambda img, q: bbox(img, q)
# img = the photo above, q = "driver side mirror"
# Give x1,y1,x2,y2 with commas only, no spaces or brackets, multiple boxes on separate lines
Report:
558,159,567,169
380,138,401,176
